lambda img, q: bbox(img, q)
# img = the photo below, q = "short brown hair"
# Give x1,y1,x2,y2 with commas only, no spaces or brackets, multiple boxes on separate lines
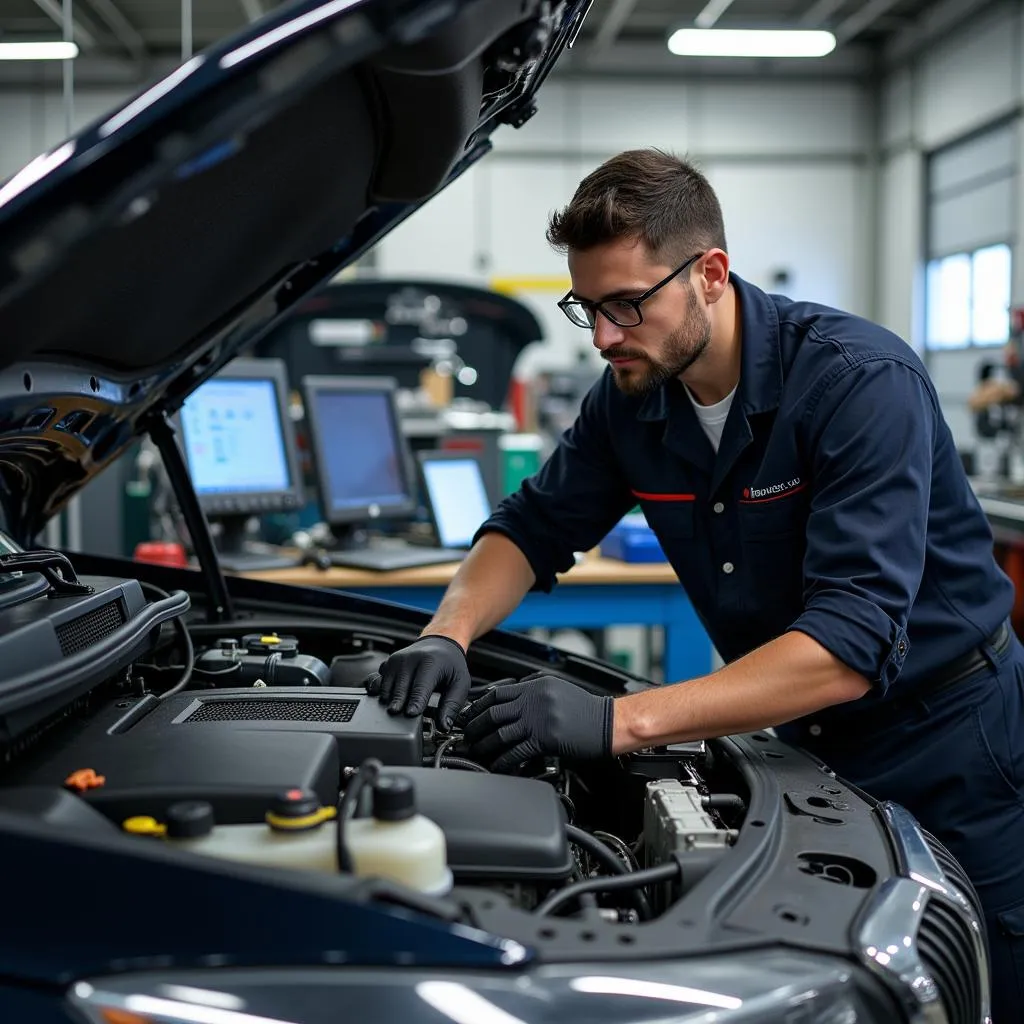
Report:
546,148,727,265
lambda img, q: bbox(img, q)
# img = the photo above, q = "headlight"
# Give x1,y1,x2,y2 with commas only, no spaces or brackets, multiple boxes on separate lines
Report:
71,981,294,1024
69,950,897,1024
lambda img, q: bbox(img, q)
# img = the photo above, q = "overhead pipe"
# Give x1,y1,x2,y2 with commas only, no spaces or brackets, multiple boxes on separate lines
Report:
61,0,85,554
694,0,736,30
182,0,193,60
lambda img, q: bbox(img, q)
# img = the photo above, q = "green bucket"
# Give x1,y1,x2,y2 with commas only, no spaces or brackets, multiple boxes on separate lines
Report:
499,433,544,496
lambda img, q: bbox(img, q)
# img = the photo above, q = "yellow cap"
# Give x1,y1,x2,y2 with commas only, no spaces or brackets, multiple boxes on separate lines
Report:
122,816,167,837
265,805,336,832
259,635,281,644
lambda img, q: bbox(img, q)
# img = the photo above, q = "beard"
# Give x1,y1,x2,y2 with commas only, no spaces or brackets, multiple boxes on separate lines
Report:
605,284,712,397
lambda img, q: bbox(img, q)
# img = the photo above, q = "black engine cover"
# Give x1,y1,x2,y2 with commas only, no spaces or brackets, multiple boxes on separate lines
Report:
380,767,573,883
8,687,422,825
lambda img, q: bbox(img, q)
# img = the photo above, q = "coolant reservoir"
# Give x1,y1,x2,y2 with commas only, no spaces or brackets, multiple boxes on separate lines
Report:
124,779,452,896
346,774,453,896
136,792,341,873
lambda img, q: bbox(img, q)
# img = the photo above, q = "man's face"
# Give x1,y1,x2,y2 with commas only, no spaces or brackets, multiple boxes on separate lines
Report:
567,238,712,397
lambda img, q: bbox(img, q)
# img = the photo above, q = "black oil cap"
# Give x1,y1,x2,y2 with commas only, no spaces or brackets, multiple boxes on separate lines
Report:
166,800,215,839
270,787,321,819
372,774,416,822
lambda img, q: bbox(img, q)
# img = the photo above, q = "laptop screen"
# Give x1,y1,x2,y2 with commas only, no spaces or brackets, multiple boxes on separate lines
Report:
421,455,492,549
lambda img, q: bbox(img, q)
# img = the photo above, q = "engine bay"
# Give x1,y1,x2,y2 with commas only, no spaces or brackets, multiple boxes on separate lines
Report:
0,562,756,933
0,555,901,969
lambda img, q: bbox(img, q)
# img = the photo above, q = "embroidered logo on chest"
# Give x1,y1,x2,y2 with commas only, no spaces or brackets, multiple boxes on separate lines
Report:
741,476,804,503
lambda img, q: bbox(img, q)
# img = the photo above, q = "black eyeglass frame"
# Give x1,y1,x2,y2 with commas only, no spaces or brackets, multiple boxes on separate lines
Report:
557,251,705,329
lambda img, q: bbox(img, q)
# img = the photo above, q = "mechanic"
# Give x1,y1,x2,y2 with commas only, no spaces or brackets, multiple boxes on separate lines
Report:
366,148,1024,1019
968,332,1024,413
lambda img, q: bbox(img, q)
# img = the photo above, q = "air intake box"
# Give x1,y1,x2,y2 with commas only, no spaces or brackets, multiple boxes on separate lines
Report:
0,575,135,668
0,574,181,749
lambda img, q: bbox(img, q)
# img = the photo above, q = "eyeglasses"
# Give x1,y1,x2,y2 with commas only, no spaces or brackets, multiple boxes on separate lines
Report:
557,252,704,329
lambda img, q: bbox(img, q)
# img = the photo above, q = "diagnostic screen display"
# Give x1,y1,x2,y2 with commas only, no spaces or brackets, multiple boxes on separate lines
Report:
181,378,291,495
311,389,410,513
422,457,491,548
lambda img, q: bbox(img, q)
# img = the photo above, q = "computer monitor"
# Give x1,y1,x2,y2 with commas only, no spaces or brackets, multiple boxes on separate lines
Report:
179,357,304,571
416,450,493,549
301,375,465,571
301,374,419,526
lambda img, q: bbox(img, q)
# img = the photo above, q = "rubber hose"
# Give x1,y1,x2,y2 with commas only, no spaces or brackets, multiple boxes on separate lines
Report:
336,758,383,872
535,859,680,917
565,824,652,920
158,620,194,700
437,756,489,773
706,793,745,814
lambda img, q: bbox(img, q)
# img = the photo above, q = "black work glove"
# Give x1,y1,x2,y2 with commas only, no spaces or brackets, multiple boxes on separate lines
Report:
460,672,614,772
365,635,471,730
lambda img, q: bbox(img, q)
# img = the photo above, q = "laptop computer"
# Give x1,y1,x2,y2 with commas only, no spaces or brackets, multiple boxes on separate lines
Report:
416,449,495,552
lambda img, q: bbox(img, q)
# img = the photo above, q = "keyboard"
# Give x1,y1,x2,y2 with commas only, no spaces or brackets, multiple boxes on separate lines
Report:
326,544,465,572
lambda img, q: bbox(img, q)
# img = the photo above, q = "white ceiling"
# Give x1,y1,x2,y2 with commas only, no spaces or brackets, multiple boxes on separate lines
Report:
0,0,991,84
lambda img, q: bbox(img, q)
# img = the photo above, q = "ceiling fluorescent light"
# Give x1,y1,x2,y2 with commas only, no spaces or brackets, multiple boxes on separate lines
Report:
0,41,80,60
668,28,836,58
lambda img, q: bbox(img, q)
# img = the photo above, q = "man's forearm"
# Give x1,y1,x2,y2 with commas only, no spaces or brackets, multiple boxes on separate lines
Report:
422,532,536,650
611,629,871,754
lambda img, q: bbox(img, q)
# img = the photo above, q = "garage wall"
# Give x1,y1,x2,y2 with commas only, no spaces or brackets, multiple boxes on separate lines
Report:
879,0,1024,449
0,88,129,182
1,73,872,378
376,76,873,374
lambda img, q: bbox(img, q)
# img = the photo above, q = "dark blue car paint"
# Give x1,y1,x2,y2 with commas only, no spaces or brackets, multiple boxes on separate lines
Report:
0,805,527,986
0,986,82,1024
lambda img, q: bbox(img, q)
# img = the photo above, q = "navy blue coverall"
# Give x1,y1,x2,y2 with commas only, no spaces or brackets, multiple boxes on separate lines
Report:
478,273,1024,1019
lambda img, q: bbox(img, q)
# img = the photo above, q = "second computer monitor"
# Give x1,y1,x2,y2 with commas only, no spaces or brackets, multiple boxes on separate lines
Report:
301,375,419,529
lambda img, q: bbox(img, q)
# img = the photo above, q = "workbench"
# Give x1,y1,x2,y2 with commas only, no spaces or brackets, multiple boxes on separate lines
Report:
975,487,1024,633
976,489,1024,542
243,554,712,681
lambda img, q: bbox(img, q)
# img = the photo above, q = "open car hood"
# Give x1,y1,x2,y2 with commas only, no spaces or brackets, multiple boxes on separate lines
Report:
0,0,589,545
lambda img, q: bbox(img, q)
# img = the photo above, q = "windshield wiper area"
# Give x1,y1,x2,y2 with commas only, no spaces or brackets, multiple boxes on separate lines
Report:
0,549,94,597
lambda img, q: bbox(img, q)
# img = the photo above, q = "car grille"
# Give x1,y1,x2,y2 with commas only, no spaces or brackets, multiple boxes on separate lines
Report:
920,829,986,1024
186,698,359,723
55,600,125,656
923,828,978,902
918,899,980,1024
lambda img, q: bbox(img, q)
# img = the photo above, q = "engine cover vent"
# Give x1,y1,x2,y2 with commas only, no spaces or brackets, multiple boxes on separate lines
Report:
55,600,125,657
185,698,359,724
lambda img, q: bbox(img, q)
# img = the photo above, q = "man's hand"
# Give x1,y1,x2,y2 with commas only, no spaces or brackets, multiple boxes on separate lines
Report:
365,635,471,730
460,673,613,772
